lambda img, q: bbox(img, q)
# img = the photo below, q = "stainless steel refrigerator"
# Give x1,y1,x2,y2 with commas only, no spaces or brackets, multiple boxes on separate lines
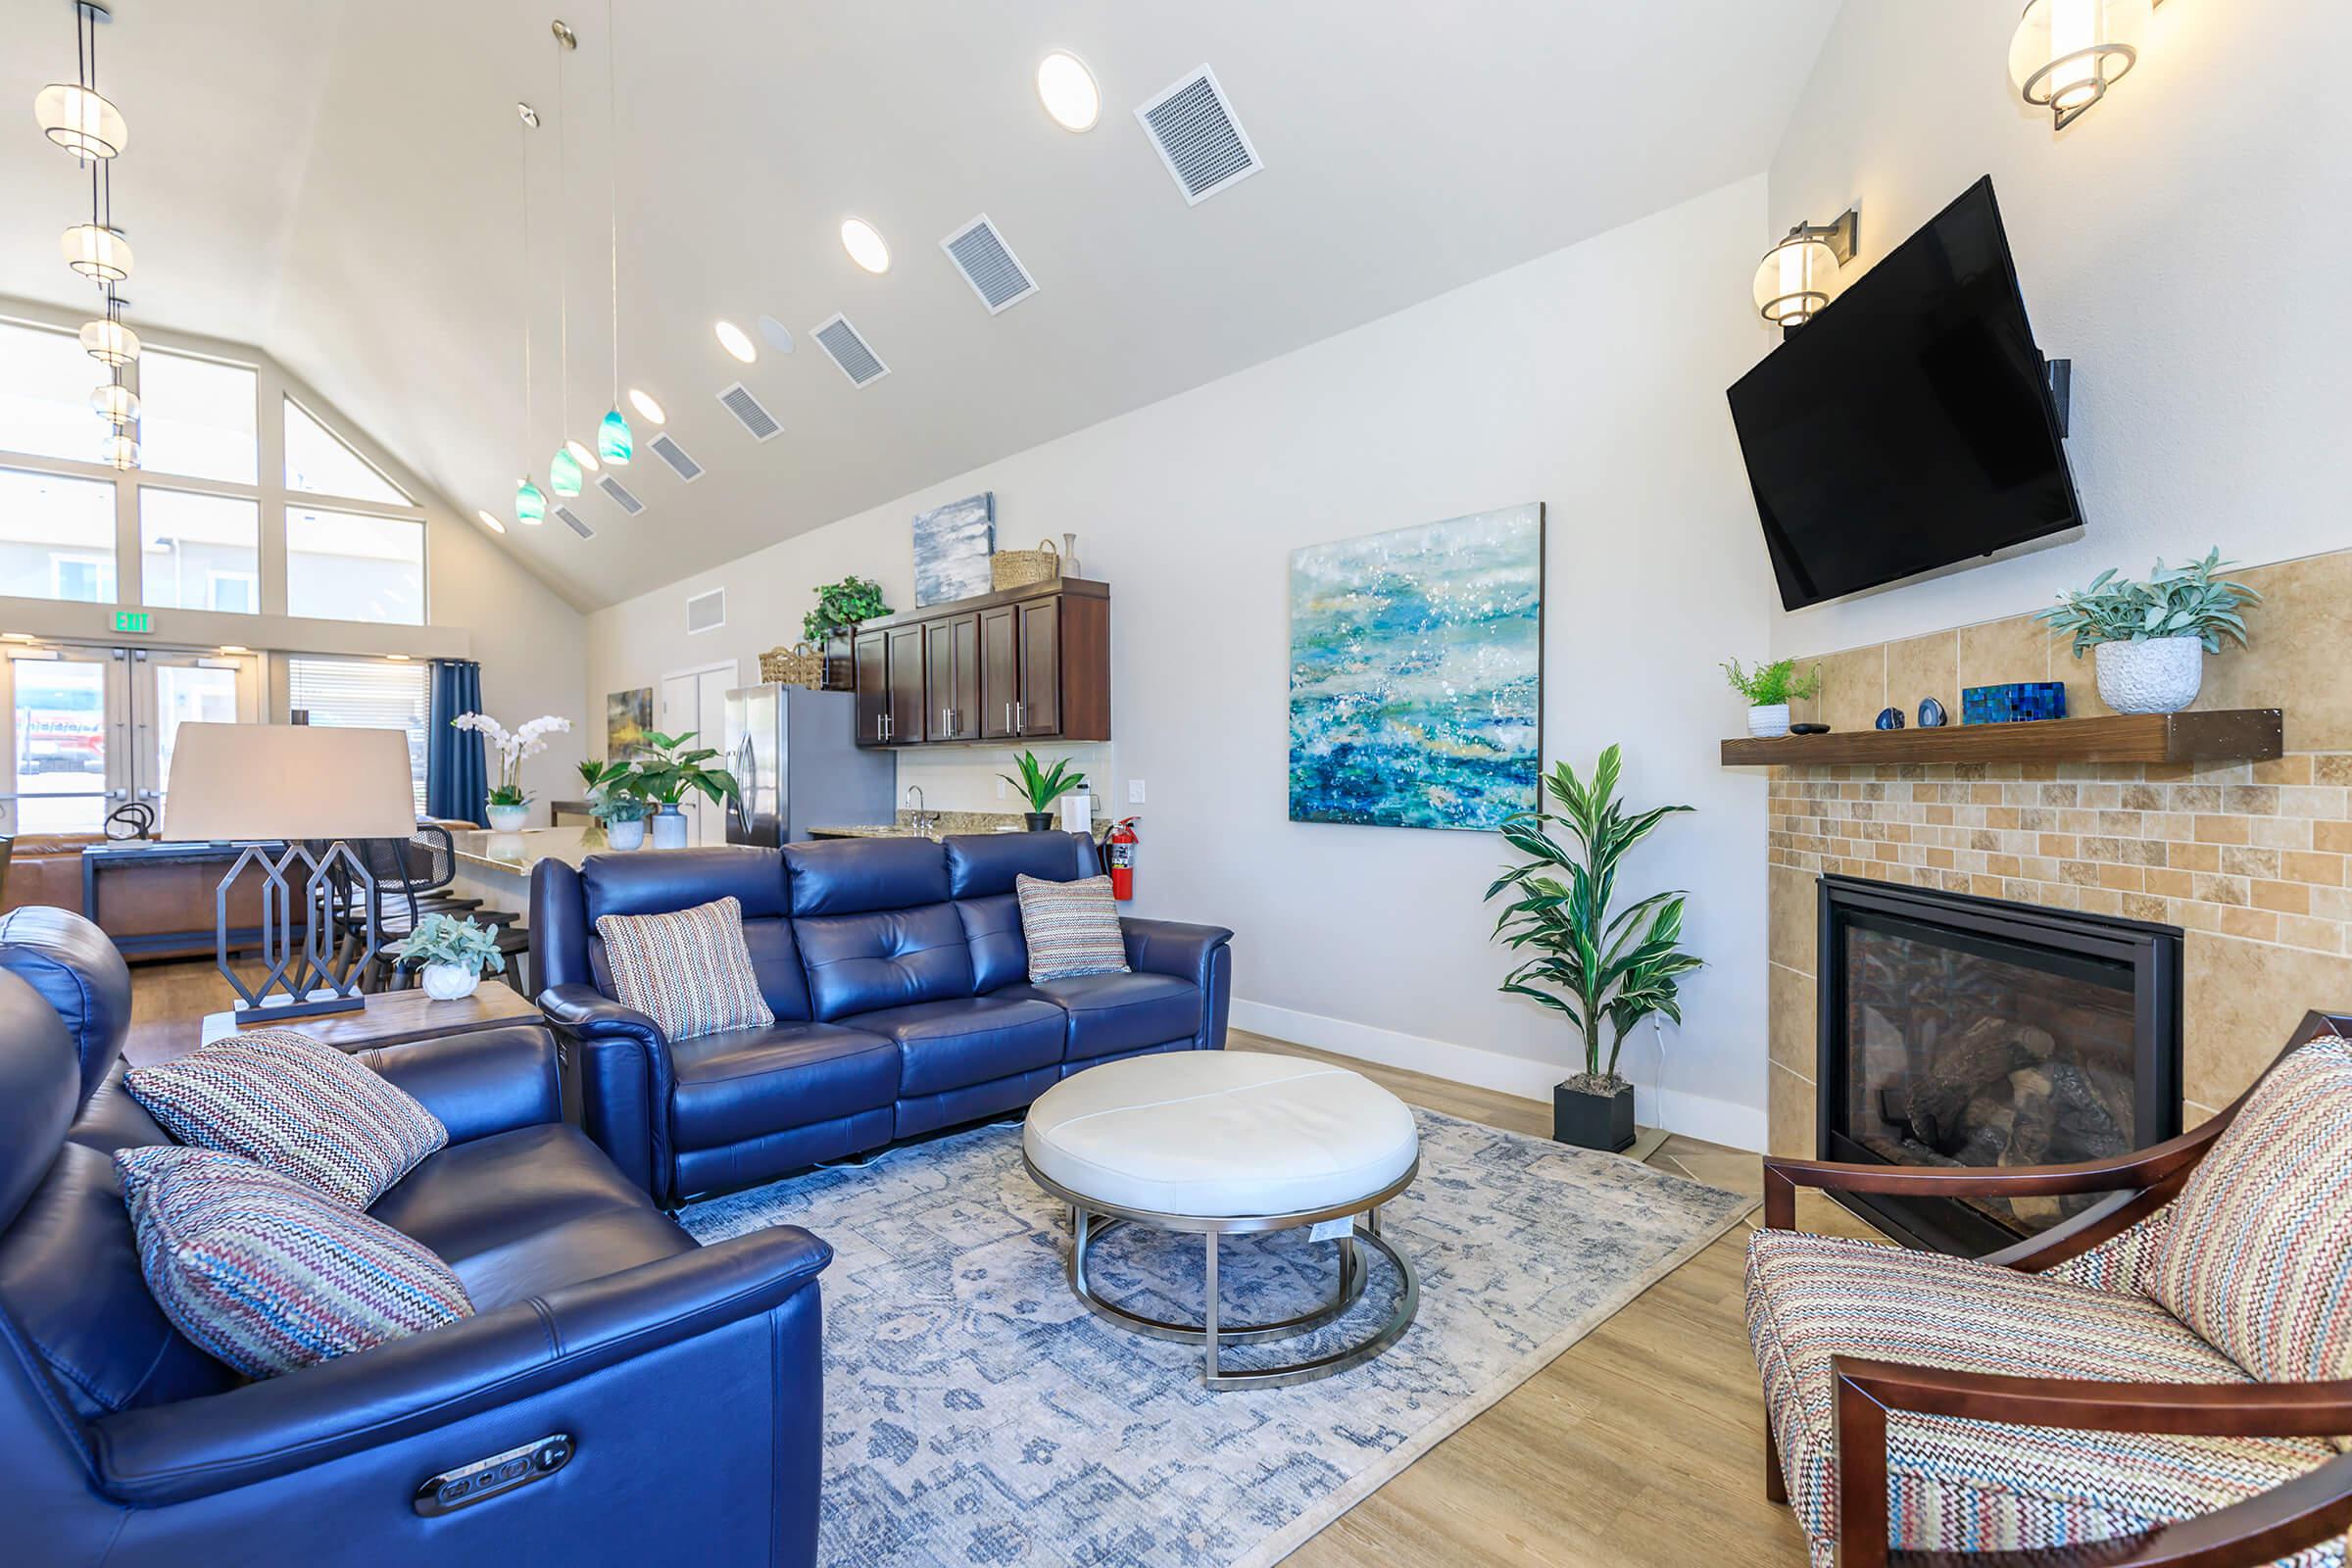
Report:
722,685,898,847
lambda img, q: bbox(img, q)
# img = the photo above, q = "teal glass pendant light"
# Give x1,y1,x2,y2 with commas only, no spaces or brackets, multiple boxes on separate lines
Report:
548,444,582,497
597,407,631,465
515,475,547,524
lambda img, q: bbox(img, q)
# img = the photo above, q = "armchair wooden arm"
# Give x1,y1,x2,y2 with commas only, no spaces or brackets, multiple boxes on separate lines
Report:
1832,1357,2352,1568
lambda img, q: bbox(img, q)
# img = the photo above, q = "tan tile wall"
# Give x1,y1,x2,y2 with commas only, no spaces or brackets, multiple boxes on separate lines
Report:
1763,549,2352,1157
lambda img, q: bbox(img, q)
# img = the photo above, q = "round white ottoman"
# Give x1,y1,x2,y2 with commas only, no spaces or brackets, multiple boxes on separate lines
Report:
1022,1051,1420,1390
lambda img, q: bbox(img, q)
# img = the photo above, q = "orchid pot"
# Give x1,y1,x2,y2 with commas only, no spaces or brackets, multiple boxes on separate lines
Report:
485,803,528,832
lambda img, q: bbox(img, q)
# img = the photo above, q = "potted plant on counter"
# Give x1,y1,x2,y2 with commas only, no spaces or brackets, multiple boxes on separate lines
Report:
596,731,740,850
387,911,508,1002
1002,752,1088,831
453,711,573,831
2038,548,2261,714
1486,745,1702,1152
1721,657,1821,739
593,787,652,850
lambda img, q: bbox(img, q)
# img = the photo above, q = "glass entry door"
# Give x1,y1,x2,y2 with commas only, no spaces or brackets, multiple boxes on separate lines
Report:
0,644,260,837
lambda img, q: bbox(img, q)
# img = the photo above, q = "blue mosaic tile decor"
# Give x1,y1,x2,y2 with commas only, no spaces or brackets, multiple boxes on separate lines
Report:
1962,681,2069,724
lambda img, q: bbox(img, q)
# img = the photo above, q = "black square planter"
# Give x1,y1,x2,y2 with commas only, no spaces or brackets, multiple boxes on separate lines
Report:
1553,1078,1636,1152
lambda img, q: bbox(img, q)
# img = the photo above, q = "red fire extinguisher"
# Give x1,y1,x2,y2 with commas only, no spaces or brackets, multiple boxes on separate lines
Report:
1107,817,1140,901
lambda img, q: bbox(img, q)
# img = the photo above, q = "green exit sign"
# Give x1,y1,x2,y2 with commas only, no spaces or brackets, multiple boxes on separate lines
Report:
111,610,153,635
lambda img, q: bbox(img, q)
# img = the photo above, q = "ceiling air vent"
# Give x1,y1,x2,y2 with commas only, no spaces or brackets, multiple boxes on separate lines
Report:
940,215,1038,315
648,432,704,482
811,313,890,388
1136,66,1262,206
554,505,594,540
597,474,645,515
685,587,725,635
716,382,783,441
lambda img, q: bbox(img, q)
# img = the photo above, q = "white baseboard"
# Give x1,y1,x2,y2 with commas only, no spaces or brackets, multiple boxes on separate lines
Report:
1229,998,1765,1153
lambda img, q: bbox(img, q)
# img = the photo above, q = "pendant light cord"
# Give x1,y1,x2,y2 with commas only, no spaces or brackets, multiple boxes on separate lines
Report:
607,0,620,405
556,33,569,439
520,111,533,455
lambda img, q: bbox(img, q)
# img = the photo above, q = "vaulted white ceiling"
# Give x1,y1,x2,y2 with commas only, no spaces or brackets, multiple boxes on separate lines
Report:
0,0,1840,610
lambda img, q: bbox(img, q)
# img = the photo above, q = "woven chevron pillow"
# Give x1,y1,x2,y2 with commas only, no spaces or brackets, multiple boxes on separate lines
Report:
2148,1034,2352,1390
115,1146,472,1379
125,1029,446,1209
1015,873,1131,983
594,895,775,1044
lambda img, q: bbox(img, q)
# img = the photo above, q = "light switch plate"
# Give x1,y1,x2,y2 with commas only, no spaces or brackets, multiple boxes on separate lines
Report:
1128,779,1147,804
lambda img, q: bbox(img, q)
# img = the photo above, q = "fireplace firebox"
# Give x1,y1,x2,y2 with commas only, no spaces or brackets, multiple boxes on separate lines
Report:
1817,874,2182,1254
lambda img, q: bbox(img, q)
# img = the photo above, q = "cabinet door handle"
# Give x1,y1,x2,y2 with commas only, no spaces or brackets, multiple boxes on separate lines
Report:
1003,702,1011,732
1015,701,1024,732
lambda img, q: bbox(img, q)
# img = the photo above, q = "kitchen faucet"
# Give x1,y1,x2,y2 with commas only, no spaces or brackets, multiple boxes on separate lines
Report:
905,785,937,838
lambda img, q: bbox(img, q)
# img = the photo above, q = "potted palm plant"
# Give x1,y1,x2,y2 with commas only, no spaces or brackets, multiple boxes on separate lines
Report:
1001,752,1088,831
1487,746,1703,1152
2037,548,2261,714
589,732,740,850
387,911,508,1001
1721,657,1821,738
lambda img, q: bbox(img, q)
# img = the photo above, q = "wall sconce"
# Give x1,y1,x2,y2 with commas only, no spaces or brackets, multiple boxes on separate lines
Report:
1753,208,1859,332
2009,0,2157,129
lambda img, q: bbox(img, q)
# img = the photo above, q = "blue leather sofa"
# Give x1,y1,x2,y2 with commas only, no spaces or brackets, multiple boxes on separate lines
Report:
0,906,830,1567
534,832,1234,1205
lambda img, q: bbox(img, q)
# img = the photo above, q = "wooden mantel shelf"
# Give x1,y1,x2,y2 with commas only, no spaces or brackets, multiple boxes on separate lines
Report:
1720,710,2283,767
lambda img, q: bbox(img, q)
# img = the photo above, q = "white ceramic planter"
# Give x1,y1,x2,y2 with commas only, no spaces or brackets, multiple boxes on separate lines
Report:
420,962,480,1002
1747,703,1792,739
606,817,647,851
486,803,529,832
650,808,689,850
2094,636,2204,714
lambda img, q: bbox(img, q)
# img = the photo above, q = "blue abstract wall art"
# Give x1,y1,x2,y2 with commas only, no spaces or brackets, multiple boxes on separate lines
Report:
912,491,996,607
1289,504,1544,832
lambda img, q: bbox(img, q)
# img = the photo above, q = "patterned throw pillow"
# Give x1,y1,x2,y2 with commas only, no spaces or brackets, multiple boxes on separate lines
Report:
595,895,776,1044
115,1146,472,1379
1014,873,1131,984
125,1029,446,1209
2148,1035,2352,1388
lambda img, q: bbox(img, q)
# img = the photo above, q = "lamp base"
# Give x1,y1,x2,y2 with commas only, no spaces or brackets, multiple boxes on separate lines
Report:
229,988,367,1027
217,840,381,1023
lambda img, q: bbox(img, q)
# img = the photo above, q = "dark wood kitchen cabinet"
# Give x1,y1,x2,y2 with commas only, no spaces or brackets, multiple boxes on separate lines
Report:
852,578,1109,749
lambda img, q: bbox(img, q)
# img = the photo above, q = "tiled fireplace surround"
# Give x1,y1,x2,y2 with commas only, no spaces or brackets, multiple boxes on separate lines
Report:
1764,547,2352,1158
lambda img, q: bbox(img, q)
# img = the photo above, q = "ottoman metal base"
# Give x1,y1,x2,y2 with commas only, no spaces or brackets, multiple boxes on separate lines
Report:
1026,1156,1420,1391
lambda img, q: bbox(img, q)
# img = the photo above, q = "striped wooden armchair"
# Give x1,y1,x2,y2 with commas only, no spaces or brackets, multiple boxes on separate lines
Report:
1747,1010,2352,1568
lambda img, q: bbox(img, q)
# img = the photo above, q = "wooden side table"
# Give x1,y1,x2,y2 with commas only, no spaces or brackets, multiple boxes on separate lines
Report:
198,985,543,1053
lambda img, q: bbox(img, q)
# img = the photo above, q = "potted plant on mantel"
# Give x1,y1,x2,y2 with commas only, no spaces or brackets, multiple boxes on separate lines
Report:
453,711,572,831
1486,746,1703,1152
1721,657,1821,739
586,731,741,850
1002,752,1087,831
387,911,508,1002
2037,548,2261,714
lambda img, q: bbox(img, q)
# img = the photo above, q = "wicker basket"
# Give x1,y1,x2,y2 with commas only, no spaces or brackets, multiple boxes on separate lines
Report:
990,537,1061,592
759,642,825,688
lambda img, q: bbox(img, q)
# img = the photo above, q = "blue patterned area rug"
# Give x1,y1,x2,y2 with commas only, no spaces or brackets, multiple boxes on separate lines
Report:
681,1107,1752,1567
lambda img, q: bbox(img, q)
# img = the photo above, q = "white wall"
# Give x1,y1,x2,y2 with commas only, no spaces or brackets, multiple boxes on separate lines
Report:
1764,0,2352,657
590,177,1782,1146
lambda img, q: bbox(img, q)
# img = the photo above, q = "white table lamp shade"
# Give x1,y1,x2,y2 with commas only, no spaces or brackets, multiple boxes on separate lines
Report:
162,724,418,842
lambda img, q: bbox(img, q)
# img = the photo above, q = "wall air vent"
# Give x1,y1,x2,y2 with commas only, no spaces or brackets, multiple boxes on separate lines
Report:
647,432,704,482
940,215,1038,315
1136,66,1262,206
554,505,594,540
716,382,783,441
596,474,645,514
685,587,724,635
811,313,890,387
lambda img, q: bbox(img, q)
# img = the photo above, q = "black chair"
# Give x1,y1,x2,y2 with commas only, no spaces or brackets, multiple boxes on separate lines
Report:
325,835,530,996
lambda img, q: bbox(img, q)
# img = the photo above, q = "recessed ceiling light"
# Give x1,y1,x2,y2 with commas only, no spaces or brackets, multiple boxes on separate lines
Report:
758,316,795,354
216,645,250,655
627,387,666,423
840,218,891,274
714,319,757,363
1037,51,1100,131
565,438,601,472
475,509,508,534
386,653,411,662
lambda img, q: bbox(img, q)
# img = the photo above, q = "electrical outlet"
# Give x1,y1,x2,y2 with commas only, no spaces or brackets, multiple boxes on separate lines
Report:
1128,779,1147,805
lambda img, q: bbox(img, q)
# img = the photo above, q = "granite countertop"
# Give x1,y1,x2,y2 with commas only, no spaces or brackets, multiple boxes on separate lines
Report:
807,809,1033,840
448,825,629,875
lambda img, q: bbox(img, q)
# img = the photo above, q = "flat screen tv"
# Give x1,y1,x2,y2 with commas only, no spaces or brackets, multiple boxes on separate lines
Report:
1728,176,2082,611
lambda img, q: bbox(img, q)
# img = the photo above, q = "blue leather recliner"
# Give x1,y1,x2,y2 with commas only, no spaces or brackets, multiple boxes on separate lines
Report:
0,906,829,1567
534,832,1235,1206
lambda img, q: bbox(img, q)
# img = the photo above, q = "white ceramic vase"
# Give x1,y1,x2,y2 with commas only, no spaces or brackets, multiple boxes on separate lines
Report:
486,803,529,832
650,808,689,850
1747,703,1792,739
606,817,647,851
2094,636,2204,714
420,962,480,1002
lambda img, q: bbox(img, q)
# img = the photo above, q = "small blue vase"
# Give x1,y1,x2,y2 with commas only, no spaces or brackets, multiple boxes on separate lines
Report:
1875,707,1906,731
1918,698,1948,728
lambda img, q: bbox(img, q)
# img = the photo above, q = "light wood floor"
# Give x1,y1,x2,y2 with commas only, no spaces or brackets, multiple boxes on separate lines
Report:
122,962,1872,1565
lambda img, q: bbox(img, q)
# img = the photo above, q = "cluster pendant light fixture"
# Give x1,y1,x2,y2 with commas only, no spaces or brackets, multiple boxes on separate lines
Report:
35,1,142,470
594,0,631,466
